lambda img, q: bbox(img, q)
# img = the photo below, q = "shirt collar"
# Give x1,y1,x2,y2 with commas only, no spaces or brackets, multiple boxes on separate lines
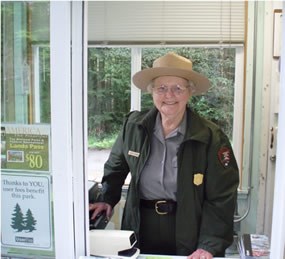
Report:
154,111,187,139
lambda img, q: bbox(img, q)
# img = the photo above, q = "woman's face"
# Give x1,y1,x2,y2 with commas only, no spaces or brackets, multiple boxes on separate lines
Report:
152,76,192,120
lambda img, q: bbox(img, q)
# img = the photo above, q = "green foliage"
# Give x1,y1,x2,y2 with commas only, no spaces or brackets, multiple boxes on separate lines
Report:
88,48,131,140
39,47,51,123
88,134,118,150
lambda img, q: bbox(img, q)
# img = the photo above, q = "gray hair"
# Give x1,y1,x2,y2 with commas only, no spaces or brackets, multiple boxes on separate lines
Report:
188,80,196,94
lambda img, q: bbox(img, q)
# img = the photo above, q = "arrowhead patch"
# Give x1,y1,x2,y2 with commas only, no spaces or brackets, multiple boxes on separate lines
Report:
218,147,231,168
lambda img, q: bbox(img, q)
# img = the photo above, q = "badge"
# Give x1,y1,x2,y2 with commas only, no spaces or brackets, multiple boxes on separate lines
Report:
218,147,231,168
128,150,140,157
193,173,204,186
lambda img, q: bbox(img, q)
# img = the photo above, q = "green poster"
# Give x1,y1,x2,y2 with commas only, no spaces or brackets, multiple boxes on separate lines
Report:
1,124,50,172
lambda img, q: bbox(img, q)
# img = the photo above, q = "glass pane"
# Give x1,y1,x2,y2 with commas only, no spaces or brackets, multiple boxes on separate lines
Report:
87,47,131,182
87,48,132,230
33,46,51,123
87,47,236,182
1,2,55,258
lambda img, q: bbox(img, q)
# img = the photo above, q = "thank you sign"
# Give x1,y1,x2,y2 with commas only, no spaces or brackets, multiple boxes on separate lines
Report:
1,173,52,249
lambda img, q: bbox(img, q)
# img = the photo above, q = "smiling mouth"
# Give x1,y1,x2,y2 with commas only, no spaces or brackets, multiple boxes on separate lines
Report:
164,102,177,105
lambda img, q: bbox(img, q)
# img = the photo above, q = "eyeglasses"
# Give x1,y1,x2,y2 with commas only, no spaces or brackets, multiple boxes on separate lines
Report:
152,84,189,96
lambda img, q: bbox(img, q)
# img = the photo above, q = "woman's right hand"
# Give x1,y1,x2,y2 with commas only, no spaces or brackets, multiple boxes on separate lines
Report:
89,202,112,220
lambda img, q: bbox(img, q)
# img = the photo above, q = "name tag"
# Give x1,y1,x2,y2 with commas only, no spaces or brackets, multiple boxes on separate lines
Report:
128,150,140,157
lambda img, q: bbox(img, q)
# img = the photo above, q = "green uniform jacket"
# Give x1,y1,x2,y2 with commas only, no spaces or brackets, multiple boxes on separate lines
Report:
101,107,239,256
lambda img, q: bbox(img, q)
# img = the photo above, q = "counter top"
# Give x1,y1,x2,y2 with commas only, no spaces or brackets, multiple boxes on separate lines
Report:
79,255,238,259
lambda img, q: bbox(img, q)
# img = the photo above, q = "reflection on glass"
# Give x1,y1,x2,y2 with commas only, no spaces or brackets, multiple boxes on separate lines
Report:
1,2,55,258
87,48,131,181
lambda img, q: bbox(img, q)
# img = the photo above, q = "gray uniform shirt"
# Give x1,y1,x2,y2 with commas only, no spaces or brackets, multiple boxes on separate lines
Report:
139,112,187,201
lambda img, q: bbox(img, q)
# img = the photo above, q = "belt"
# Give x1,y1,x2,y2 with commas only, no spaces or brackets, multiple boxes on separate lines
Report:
140,199,177,215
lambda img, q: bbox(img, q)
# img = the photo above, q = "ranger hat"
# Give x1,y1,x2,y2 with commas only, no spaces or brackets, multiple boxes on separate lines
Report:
132,52,210,95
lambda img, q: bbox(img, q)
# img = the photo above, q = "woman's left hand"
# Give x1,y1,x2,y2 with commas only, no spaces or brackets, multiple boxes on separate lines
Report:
187,248,213,259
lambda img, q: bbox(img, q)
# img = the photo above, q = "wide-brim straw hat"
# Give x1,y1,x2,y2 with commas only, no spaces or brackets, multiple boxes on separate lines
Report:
132,52,210,95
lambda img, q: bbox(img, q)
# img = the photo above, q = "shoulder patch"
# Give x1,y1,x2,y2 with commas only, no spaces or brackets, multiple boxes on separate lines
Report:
218,147,231,168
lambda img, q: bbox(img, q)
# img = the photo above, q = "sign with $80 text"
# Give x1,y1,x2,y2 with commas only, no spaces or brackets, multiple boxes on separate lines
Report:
1,124,50,172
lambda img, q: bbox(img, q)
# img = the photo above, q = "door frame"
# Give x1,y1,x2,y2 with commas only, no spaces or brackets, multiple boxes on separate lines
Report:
50,1,87,258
